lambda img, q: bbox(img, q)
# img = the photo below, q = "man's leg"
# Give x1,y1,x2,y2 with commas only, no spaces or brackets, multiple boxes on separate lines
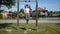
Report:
26,19,29,24
26,13,30,24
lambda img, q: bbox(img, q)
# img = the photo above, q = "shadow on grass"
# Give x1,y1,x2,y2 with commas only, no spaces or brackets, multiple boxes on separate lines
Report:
57,23,60,25
0,23,12,29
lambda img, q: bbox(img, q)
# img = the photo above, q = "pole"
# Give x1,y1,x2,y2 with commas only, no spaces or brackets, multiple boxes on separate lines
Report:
17,0,19,29
36,0,38,29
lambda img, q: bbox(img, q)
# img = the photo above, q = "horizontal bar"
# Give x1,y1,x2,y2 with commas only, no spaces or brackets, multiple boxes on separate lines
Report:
20,0,36,2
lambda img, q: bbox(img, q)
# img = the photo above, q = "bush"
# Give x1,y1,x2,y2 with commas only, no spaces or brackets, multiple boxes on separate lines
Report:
0,13,3,19
19,12,24,18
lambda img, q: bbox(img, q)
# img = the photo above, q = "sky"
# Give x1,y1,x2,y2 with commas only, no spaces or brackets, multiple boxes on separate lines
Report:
0,0,60,11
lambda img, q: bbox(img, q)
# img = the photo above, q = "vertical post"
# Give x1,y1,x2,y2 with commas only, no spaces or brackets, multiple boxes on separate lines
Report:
17,0,19,29
36,0,38,29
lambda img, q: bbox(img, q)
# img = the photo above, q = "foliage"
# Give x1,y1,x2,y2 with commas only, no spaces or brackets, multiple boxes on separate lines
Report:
32,10,39,18
0,10,4,13
53,11,60,14
19,12,24,18
19,8,25,18
30,8,32,17
20,8,24,14
0,13,3,19
48,11,60,14
0,0,15,8
32,12,36,18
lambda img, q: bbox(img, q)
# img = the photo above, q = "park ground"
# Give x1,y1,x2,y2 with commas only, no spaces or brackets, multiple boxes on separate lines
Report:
0,23,60,34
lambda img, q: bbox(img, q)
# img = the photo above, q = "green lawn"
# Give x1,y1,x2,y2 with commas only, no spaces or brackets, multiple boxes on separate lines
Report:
0,23,60,34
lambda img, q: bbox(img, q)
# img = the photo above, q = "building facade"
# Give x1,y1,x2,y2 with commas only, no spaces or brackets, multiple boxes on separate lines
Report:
38,7,48,17
1,11,9,18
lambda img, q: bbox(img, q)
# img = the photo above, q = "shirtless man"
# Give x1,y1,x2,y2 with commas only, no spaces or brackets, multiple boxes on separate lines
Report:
25,4,30,24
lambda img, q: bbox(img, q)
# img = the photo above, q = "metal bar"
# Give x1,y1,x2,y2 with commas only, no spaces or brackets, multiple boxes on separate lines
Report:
36,0,38,26
17,0,20,29
20,0,35,2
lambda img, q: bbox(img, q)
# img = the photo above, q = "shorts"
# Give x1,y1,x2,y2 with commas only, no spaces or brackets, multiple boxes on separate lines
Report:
25,13,30,20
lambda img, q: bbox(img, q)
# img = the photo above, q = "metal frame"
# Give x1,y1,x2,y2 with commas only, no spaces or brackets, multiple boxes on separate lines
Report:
17,0,38,30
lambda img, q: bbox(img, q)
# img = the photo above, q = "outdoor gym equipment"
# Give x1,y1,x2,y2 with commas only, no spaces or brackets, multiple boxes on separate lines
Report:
17,0,38,30
24,0,31,24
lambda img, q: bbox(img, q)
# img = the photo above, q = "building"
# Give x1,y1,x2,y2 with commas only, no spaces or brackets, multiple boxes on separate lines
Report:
38,7,48,16
51,13,59,17
1,10,9,18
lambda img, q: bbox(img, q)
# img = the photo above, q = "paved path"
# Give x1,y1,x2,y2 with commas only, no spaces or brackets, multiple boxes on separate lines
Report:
0,19,60,24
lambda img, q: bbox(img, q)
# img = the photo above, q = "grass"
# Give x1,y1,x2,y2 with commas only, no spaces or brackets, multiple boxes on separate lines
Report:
0,23,60,34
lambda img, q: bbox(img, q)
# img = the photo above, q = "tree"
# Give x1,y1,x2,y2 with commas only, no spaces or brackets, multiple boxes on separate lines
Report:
20,8,24,13
32,10,36,18
0,10,3,13
49,11,53,16
0,13,3,19
30,8,32,17
0,0,15,8
19,8,24,18
19,12,24,18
